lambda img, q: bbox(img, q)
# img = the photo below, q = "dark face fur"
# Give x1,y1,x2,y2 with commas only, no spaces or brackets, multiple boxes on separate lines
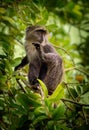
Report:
25,26,47,43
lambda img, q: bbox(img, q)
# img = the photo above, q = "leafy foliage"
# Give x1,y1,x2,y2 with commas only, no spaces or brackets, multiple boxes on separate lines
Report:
0,0,89,130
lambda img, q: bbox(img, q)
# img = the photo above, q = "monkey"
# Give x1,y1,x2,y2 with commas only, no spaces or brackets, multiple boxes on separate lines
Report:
15,25,63,95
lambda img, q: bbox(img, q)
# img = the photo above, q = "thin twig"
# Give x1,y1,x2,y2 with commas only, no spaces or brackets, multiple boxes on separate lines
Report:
16,79,26,93
61,98,89,107
65,66,89,76
75,67,89,76
53,45,75,66
65,67,76,72
64,82,89,85
63,82,75,100
62,100,73,111
82,106,88,125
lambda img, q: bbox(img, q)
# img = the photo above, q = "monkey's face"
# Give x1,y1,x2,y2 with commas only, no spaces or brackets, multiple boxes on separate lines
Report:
25,26,47,43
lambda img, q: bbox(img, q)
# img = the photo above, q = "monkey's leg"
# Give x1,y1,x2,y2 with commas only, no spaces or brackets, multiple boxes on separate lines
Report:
28,62,43,94
28,60,41,88
42,53,63,95
15,56,28,71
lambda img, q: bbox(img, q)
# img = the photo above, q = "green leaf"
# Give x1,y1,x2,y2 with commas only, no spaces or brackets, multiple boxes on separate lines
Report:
47,120,54,129
73,5,82,16
48,84,64,102
33,115,47,125
14,106,27,115
16,93,41,109
12,57,22,67
66,1,75,10
26,87,41,100
0,8,6,14
4,59,13,74
9,102,27,115
17,115,28,128
1,16,15,26
52,104,65,119
59,124,71,130
69,88,78,98
0,98,4,108
34,107,46,116
80,92,89,104
38,79,48,98
76,85,82,95
0,75,7,84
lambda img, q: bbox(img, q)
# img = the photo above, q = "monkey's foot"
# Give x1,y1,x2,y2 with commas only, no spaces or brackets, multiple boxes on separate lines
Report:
31,85,43,96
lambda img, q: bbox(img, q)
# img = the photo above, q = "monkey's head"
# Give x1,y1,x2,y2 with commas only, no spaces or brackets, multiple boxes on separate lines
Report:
25,25,48,43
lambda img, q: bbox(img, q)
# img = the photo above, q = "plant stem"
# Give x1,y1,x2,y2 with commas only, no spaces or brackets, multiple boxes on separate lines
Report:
61,98,89,107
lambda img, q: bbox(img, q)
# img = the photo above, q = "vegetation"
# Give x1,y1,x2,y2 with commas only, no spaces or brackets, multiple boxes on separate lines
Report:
0,0,89,130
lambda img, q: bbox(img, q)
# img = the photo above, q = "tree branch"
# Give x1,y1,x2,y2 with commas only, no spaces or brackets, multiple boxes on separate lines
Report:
61,98,89,107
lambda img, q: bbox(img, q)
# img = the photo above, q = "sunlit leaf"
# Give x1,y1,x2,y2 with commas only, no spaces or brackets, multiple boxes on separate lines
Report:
80,92,89,104
0,8,6,14
16,93,42,109
26,87,41,100
48,84,64,102
13,57,22,67
34,107,46,116
33,115,47,125
38,79,48,98
1,16,15,25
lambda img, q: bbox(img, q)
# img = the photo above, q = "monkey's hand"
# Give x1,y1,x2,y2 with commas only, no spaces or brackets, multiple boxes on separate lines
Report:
32,42,40,50
30,77,38,85
29,77,39,90
32,42,45,61
14,56,28,71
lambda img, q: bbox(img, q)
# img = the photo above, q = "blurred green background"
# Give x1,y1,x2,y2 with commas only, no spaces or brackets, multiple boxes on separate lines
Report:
0,0,89,130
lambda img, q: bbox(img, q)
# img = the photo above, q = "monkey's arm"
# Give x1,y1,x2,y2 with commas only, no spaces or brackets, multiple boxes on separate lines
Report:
28,61,41,88
32,42,45,61
15,56,28,71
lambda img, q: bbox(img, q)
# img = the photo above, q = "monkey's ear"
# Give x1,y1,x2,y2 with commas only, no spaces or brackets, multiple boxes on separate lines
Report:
26,25,33,32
